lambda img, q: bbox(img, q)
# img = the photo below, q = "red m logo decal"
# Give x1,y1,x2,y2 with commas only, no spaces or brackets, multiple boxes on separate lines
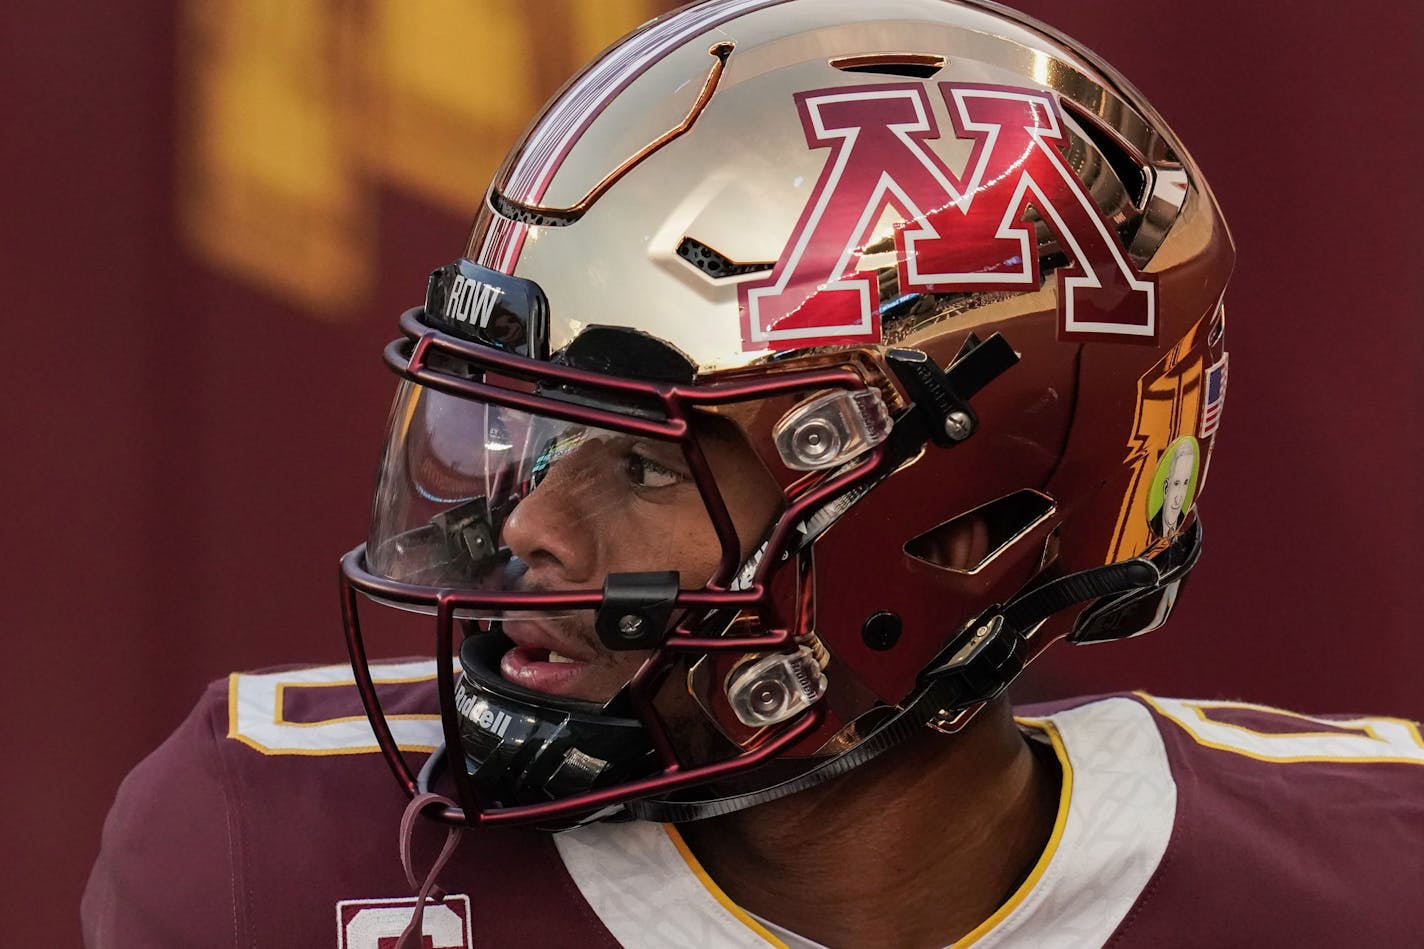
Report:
739,82,1156,350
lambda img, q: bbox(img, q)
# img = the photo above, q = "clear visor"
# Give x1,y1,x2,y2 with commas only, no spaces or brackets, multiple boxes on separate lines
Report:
367,380,747,613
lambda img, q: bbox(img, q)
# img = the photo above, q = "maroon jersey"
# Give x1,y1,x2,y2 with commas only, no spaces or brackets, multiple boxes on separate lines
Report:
84,662,1424,948
81,661,620,949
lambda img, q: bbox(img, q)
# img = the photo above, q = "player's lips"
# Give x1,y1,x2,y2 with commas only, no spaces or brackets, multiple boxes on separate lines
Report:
498,619,600,697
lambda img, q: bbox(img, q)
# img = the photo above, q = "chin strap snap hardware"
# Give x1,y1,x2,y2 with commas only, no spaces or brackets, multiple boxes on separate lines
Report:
916,557,1164,732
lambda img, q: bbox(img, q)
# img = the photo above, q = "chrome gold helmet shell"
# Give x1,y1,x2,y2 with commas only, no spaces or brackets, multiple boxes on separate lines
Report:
341,0,1233,827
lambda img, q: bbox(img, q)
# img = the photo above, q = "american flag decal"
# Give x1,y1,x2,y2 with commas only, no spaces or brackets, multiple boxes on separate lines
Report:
1201,354,1228,437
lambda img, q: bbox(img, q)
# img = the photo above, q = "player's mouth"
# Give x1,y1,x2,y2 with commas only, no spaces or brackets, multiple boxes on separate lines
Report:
498,619,603,698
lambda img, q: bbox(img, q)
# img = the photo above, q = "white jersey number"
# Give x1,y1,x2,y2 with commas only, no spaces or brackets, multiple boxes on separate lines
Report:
337,896,472,949
1139,694,1424,765
227,661,444,756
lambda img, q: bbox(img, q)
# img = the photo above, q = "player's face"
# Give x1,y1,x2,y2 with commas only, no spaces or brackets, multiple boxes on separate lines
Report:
496,415,782,702
1163,454,1193,521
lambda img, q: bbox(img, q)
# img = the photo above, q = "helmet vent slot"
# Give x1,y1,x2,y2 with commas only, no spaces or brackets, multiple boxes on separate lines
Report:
905,490,1055,574
1061,100,1149,209
676,237,774,279
491,189,576,227
830,53,945,79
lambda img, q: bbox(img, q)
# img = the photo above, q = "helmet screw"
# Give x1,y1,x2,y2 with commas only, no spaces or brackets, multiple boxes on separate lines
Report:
943,410,974,441
749,679,789,716
617,614,645,638
862,610,902,651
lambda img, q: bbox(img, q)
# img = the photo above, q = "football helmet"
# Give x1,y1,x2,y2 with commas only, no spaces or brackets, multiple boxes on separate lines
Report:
340,0,1233,827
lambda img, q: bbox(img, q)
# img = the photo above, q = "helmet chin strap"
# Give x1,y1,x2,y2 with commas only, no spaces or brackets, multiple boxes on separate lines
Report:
437,520,1185,827
627,549,1169,823
435,520,1182,828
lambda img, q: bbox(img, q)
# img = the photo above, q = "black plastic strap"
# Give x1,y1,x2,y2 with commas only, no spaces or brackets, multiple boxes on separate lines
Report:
886,348,975,447
886,333,1020,448
1001,559,1161,635
916,558,1159,714
429,496,511,579
943,333,1019,400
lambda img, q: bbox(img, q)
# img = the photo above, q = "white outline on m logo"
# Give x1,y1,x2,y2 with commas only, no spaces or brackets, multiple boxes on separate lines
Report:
739,82,1155,350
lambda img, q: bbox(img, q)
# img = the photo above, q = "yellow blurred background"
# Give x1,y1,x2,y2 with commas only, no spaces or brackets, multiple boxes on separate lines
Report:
178,0,660,313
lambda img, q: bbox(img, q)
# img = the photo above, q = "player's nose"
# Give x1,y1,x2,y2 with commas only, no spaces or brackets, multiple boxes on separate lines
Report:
501,460,599,586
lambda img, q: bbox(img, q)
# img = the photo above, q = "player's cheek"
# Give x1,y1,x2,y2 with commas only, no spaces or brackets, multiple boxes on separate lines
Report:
619,496,722,581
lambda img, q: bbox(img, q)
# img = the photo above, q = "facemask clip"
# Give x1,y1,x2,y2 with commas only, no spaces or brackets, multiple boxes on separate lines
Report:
430,496,512,579
596,571,680,650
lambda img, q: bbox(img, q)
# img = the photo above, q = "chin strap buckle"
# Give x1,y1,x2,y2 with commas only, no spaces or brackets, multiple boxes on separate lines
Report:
918,613,1026,733
916,556,1166,732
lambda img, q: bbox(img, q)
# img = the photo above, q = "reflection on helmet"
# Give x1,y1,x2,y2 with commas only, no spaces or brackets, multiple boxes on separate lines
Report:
340,0,1233,828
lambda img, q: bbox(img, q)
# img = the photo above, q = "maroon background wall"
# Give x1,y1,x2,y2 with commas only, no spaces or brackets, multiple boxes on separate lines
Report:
4,1,1420,944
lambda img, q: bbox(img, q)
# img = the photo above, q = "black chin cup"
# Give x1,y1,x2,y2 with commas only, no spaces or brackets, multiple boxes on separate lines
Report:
454,634,657,812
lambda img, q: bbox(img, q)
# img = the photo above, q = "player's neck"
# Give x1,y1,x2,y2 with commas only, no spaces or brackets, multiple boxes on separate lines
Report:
676,701,1060,949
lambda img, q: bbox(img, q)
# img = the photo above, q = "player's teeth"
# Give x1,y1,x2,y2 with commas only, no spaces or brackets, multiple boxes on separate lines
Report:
548,651,574,663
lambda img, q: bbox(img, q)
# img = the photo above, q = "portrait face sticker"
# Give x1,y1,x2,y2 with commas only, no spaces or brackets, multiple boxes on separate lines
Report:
1146,435,1200,538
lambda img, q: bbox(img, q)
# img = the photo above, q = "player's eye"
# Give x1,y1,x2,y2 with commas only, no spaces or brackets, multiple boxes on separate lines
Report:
625,445,688,489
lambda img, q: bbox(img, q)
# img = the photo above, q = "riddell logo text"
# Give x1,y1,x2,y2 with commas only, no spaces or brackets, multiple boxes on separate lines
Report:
457,690,512,739
739,81,1156,350
444,273,506,329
